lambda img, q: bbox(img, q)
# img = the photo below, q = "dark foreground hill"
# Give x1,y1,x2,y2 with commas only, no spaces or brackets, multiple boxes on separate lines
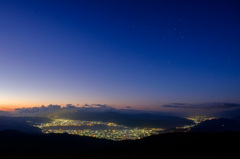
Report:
190,118,240,132
0,130,239,159
0,116,50,134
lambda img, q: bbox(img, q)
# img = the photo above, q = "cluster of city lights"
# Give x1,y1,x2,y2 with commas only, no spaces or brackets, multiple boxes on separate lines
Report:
35,119,164,141
175,116,216,131
35,116,215,140
186,116,216,124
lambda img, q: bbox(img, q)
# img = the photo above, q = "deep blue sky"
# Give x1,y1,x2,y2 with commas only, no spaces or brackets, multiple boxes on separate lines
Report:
0,0,240,111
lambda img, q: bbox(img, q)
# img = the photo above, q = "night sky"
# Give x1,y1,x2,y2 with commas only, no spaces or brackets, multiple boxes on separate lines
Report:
0,0,240,112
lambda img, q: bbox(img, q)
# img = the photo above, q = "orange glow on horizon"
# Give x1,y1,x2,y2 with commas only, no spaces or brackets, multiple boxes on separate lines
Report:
0,103,126,112
0,104,50,111
0,107,16,112
0,102,170,112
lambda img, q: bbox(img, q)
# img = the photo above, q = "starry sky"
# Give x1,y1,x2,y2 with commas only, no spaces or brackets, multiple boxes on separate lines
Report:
0,0,240,112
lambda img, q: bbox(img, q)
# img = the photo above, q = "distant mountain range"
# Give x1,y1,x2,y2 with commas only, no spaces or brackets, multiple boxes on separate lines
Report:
59,110,194,128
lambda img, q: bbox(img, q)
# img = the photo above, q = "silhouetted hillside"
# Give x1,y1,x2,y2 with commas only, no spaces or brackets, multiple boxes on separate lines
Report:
220,108,240,118
190,118,240,132
0,131,115,159
0,111,10,116
0,131,239,159
0,116,50,134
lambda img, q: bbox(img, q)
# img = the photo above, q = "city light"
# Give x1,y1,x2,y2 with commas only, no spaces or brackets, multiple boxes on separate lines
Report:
35,119,164,141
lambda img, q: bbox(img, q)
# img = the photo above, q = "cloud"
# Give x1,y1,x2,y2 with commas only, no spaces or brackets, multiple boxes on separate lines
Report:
81,104,116,112
91,104,114,108
162,103,240,110
82,104,115,109
14,103,177,118
125,106,132,109
14,104,116,115
15,104,62,114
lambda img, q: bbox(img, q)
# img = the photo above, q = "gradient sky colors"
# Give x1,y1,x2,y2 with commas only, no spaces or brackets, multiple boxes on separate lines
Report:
0,0,240,111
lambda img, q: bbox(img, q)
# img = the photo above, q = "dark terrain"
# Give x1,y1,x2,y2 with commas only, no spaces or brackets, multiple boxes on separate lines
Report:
1,116,240,159
0,130,239,159
0,116,50,134
190,118,240,132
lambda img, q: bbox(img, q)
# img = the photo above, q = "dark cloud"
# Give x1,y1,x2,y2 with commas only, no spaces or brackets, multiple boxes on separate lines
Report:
15,104,62,114
162,103,240,110
64,104,77,109
92,104,112,108
82,104,115,109
125,106,132,109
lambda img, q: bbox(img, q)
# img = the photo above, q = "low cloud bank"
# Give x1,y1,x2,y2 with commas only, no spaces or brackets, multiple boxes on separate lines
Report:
14,104,116,116
162,103,240,110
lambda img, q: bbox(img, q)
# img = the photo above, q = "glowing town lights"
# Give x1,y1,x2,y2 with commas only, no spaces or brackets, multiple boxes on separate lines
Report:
35,119,164,141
